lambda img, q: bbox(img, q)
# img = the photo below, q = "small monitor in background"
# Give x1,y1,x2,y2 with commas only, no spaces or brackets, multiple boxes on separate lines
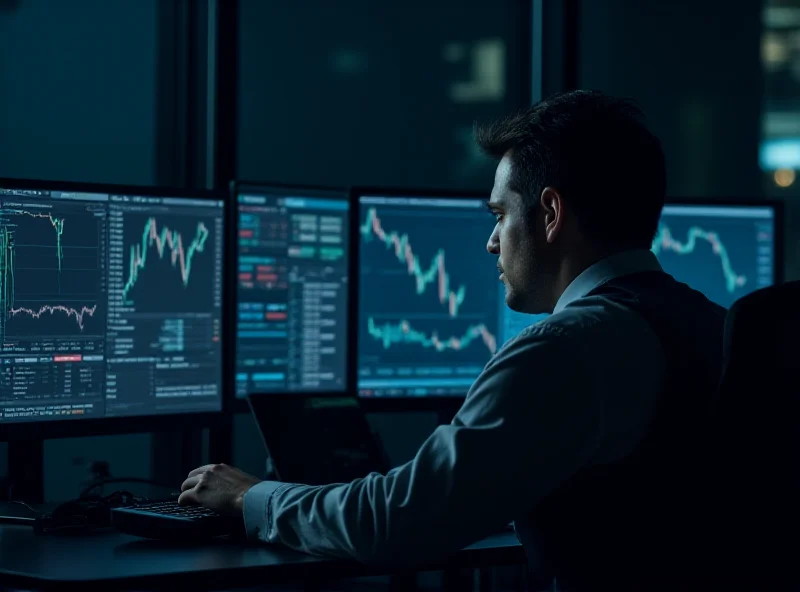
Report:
653,203,779,309
0,183,225,424
356,192,544,400
233,184,350,397
247,393,389,485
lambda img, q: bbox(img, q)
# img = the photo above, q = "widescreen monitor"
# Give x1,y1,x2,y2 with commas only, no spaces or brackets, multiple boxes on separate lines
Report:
355,192,782,399
0,181,225,426
232,183,350,397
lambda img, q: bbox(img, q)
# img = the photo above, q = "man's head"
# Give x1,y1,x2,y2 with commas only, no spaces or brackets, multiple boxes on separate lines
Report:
476,90,666,314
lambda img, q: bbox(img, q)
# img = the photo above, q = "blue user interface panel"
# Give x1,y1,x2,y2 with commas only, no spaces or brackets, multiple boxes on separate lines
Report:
356,195,542,398
234,186,350,397
653,204,776,309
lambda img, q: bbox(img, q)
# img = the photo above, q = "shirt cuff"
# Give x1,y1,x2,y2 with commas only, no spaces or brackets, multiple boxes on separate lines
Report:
242,480,288,541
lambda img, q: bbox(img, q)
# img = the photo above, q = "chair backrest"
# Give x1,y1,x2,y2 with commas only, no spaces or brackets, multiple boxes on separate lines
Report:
713,280,799,582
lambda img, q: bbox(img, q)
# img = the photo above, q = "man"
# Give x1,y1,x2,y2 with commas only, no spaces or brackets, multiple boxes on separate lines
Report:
180,91,726,588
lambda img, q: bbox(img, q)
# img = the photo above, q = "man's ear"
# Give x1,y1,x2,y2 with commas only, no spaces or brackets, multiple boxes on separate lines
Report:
539,187,564,244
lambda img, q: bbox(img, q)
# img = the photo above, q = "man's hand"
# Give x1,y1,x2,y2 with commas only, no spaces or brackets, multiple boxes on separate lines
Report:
179,463,261,515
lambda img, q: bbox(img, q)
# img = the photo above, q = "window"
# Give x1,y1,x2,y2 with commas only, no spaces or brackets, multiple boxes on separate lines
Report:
237,0,527,190
761,0,800,195
0,0,159,185
578,0,763,199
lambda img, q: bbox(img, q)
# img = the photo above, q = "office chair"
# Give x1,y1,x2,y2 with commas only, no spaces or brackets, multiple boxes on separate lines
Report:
712,281,799,585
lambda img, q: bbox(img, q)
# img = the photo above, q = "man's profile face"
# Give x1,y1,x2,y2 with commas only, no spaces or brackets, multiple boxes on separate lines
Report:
485,155,550,313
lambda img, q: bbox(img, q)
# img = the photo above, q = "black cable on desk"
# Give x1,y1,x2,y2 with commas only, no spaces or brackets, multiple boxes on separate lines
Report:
34,490,143,535
79,477,178,499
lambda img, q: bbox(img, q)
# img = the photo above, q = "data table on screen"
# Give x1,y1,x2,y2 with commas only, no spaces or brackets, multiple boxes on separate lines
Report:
234,189,350,397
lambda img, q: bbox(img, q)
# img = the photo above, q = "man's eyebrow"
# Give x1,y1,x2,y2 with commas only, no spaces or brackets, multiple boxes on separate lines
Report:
484,199,503,211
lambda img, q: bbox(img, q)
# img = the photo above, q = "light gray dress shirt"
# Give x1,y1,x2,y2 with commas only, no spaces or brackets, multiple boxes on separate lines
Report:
243,249,667,566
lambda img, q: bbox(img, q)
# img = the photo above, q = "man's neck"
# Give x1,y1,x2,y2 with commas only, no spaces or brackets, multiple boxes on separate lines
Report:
550,247,622,309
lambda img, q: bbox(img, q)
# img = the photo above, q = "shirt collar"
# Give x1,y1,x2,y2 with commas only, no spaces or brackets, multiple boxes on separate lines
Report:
553,249,663,314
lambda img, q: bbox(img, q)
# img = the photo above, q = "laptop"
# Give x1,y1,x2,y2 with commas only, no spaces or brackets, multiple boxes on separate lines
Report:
247,393,391,485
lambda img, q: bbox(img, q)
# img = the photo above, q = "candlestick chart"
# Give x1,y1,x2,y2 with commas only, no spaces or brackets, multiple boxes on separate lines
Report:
357,200,499,396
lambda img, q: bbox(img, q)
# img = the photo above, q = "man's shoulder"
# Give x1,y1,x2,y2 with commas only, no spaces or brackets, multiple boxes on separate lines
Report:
494,297,656,368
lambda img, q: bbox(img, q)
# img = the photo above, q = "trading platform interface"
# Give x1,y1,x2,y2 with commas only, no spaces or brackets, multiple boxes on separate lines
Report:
357,196,543,398
653,204,775,308
0,187,224,423
235,188,349,397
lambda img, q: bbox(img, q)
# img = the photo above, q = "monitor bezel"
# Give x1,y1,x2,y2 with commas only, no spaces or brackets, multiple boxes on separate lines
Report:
663,196,785,286
350,186,492,413
229,180,353,413
0,177,231,441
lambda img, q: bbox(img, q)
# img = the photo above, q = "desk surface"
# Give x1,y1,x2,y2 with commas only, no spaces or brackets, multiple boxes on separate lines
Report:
0,525,524,591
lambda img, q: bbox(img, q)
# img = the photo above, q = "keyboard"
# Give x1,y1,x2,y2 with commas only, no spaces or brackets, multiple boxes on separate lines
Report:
111,500,243,540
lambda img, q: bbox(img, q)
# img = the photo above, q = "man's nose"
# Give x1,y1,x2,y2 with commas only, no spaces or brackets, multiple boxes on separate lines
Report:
487,229,500,255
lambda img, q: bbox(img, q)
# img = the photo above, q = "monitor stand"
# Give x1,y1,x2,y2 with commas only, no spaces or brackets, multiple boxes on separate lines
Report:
3,438,45,504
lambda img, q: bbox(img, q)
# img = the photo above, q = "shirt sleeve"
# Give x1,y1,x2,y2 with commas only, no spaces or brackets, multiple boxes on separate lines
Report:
241,326,605,566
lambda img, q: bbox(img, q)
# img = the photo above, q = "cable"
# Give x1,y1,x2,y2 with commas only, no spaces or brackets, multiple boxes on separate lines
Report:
0,500,41,527
9,500,40,514
34,490,144,535
79,477,178,499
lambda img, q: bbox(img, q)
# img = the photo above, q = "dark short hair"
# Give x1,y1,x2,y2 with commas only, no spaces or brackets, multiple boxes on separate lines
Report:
475,90,666,250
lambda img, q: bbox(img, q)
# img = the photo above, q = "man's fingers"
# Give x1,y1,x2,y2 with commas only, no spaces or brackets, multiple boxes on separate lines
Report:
187,464,215,478
177,488,198,506
181,475,202,492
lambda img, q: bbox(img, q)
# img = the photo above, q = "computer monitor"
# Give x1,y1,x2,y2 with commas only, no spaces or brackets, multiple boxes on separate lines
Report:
0,179,226,434
654,201,782,308
355,190,542,400
231,182,350,398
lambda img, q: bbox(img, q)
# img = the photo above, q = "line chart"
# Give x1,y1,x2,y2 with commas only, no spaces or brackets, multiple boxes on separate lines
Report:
651,224,746,294
1,205,102,340
367,317,497,355
8,304,97,330
360,207,466,317
121,218,209,303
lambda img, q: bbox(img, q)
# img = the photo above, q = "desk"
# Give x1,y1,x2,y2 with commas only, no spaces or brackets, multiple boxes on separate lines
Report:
0,525,524,591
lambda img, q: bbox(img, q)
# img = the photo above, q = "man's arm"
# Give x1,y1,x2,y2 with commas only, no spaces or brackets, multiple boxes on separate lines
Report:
242,327,605,566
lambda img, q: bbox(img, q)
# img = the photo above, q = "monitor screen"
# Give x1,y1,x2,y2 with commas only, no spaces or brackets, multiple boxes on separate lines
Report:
653,203,777,308
0,185,225,423
357,194,542,398
234,185,349,397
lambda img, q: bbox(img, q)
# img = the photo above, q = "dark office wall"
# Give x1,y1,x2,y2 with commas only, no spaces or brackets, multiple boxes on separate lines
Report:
577,0,763,200
0,0,159,500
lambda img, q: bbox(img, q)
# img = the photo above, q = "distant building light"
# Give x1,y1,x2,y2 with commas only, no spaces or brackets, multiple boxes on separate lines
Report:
774,168,796,188
760,138,800,170
763,6,800,29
